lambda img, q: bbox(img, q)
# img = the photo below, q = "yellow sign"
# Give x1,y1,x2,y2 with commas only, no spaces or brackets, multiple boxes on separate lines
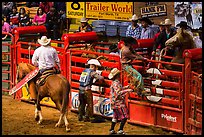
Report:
66,2,85,18
86,2,133,21
21,84,55,107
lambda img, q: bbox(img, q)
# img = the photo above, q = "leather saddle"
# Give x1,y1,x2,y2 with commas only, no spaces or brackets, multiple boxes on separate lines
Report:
36,69,57,87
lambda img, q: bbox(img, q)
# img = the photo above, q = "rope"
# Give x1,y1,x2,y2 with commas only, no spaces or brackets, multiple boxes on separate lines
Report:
2,34,8,40
28,43,31,64
158,47,167,69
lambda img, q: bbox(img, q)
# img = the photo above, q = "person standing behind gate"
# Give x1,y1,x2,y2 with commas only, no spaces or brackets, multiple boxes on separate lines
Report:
18,7,31,27
152,19,176,57
139,17,155,39
78,59,104,122
126,14,142,39
78,17,93,32
32,7,47,26
9,5,19,29
45,7,60,40
108,68,133,135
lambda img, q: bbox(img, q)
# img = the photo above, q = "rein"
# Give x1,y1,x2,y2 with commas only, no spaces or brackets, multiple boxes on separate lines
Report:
28,43,31,64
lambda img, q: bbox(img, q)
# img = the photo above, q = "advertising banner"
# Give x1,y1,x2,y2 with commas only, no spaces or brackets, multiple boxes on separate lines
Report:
66,2,85,18
86,2,133,21
9,68,39,95
20,84,55,107
140,4,167,18
174,2,202,29
71,92,113,117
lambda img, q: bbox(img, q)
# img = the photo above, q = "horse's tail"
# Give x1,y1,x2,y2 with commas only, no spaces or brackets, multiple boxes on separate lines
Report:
61,78,71,114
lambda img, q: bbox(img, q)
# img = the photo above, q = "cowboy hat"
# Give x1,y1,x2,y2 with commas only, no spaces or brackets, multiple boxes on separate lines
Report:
130,14,139,21
176,21,191,29
109,44,118,52
138,17,153,25
87,59,101,66
38,36,51,46
164,19,172,25
81,17,88,23
121,37,137,46
158,21,165,26
108,68,120,79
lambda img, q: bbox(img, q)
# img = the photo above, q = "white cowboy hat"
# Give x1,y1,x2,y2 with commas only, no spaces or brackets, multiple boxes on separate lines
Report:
164,19,172,25
108,68,121,79
130,14,139,21
81,17,88,23
87,59,101,66
38,36,51,46
158,21,165,26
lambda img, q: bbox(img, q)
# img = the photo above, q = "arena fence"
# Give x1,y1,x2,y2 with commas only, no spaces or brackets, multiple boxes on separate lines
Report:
2,26,202,135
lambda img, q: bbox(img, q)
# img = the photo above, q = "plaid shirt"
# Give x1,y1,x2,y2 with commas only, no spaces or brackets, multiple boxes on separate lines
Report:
126,24,142,39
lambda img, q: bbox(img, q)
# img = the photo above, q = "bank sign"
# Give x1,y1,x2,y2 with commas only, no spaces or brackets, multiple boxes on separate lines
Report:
66,2,133,21
71,92,113,117
140,4,167,18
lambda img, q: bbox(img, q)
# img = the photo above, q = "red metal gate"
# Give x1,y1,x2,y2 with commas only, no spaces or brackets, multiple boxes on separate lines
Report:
2,32,15,94
66,46,122,117
184,48,202,135
3,27,202,134
127,55,185,133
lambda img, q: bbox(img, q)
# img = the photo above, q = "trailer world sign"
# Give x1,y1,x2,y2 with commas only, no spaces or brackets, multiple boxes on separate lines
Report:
141,4,167,18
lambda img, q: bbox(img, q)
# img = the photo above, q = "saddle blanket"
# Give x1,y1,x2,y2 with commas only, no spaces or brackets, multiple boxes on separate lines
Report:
9,68,39,95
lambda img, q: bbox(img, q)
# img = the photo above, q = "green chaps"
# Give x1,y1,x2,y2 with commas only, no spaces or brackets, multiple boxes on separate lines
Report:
123,65,144,93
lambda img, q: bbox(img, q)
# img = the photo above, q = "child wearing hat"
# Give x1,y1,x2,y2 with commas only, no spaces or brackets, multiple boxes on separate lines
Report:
108,68,133,135
78,59,104,122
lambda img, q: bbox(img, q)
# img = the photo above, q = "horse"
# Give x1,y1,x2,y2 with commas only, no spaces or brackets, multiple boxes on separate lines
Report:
16,63,71,132
165,28,196,70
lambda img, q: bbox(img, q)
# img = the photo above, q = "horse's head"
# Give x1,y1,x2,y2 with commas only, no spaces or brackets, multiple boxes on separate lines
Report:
165,28,196,49
16,63,36,83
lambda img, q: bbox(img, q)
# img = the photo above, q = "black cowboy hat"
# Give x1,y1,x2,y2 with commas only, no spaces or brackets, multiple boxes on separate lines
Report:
176,21,192,29
138,17,153,25
121,37,137,46
109,44,118,52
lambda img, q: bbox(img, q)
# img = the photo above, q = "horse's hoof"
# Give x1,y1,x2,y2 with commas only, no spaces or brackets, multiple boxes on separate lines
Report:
35,115,40,121
55,123,61,128
37,119,43,125
66,127,71,132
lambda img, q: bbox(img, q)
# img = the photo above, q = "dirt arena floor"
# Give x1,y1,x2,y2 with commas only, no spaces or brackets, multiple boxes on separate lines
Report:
2,95,176,135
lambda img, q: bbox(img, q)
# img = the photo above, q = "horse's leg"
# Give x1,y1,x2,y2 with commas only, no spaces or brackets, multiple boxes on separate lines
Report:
35,93,43,125
54,99,70,132
54,100,64,128
63,112,70,132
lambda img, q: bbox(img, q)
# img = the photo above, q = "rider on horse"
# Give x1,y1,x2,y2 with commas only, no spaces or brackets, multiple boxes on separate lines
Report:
31,35,61,100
